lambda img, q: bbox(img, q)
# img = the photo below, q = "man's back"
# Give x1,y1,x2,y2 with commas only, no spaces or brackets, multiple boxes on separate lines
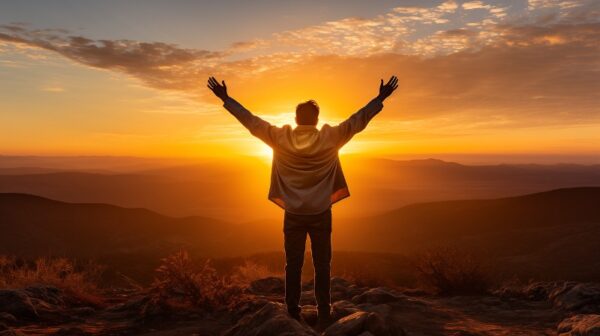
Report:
223,96,384,214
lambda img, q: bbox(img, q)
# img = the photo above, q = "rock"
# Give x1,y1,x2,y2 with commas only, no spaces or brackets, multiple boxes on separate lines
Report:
0,330,26,336
300,290,316,305
70,307,96,317
323,311,401,336
53,327,91,336
358,303,392,318
448,331,486,336
400,288,429,297
352,288,403,305
0,313,16,325
557,314,600,335
331,300,361,321
223,302,317,336
231,297,271,320
323,311,370,336
249,277,285,296
301,305,318,326
24,285,64,306
526,281,576,301
551,283,600,313
331,278,353,291
0,289,38,319
365,311,391,336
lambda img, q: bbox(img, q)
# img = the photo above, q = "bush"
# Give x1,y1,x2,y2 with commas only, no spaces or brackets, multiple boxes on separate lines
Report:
143,250,244,317
0,255,104,306
414,247,491,295
232,260,281,283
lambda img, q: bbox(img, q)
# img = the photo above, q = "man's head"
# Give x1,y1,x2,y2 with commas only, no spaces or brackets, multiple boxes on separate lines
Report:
295,100,319,126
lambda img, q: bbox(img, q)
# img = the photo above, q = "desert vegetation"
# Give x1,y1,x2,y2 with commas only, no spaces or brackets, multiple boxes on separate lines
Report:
141,250,244,319
0,255,104,306
0,249,598,335
414,246,492,295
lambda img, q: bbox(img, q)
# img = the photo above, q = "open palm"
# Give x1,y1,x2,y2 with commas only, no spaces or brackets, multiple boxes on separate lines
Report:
378,76,398,101
207,76,228,101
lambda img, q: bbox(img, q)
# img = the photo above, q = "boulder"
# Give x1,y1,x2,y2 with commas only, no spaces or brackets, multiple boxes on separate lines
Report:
300,305,318,326
323,311,401,336
230,297,271,320
249,277,285,296
557,314,600,336
0,329,26,336
300,290,316,305
551,284,600,313
331,278,353,292
53,327,91,336
0,289,38,319
351,288,403,305
0,314,16,325
223,302,317,336
332,300,361,321
24,285,64,306
323,311,370,336
358,303,392,318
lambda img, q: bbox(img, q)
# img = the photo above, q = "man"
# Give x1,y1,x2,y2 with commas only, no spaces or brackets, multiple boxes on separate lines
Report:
207,76,398,328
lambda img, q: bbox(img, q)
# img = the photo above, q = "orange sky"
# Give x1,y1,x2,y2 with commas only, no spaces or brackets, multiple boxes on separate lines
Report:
1,1,599,162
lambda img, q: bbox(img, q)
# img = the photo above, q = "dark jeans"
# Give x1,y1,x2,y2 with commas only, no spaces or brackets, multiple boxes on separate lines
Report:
284,208,332,316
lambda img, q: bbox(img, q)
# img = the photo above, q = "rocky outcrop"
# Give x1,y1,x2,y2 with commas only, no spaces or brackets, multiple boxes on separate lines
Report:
248,277,285,296
351,287,404,305
0,289,39,320
223,301,317,336
322,310,403,336
558,314,600,336
551,284,600,313
496,281,600,313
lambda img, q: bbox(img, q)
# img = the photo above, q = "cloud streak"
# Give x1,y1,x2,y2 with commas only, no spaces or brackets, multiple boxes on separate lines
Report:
1,0,599,128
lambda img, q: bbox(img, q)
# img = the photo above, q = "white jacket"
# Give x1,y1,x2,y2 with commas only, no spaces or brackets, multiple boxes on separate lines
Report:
223,96,384,214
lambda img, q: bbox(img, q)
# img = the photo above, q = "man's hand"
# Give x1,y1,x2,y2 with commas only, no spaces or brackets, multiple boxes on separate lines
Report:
207,76,229,101
377,76,398,101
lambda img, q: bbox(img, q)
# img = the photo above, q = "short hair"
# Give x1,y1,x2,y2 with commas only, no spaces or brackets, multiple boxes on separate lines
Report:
295,100,319,125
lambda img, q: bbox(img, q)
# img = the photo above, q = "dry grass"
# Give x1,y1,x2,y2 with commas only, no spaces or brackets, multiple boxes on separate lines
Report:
143,250,244,318
414,247,491,295
0,255,105,306
232,260,281,283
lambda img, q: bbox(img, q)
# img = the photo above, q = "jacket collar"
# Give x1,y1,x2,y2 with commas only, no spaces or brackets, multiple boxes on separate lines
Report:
294,124,318,130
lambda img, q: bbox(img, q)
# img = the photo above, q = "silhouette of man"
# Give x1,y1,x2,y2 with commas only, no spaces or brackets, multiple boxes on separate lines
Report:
208,76,398,328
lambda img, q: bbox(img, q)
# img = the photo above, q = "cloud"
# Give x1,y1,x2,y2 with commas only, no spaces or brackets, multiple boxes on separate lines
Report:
0,0,599,129
462,1,492,10
41,85,65,93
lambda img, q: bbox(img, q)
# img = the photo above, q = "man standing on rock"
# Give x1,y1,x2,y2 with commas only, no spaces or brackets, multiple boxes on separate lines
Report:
208,75,398,328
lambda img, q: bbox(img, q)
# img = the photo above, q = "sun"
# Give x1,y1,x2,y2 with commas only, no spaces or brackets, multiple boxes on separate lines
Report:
256,143,273,162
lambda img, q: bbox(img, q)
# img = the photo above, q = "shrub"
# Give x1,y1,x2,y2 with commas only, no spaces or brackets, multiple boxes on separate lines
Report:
232,260,281,283
0,255,104,306
414,247,491,295
143,250,244,317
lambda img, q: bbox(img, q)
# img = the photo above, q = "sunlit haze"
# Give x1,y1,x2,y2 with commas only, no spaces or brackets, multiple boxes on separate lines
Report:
1,0,599,163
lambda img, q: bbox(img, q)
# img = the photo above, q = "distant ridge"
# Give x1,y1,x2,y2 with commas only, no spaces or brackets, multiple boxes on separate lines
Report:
1,187,599,281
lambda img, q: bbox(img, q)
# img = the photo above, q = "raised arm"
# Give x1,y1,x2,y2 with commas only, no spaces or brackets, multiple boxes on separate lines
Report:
332,76,398,147
207,76,279,147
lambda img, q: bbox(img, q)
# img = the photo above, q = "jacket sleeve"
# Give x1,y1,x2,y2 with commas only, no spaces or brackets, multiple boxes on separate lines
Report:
331,97,384,147
223,97,280,147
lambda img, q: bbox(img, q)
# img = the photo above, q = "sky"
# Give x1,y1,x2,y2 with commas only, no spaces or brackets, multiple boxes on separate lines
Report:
1,0,599,163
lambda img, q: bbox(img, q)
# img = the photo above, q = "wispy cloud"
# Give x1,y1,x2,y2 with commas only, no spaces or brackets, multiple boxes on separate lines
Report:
41,85,65,93
1,0,599,129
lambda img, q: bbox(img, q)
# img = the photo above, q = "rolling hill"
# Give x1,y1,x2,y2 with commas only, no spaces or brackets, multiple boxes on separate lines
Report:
1,157,600,221
1,187,599,281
